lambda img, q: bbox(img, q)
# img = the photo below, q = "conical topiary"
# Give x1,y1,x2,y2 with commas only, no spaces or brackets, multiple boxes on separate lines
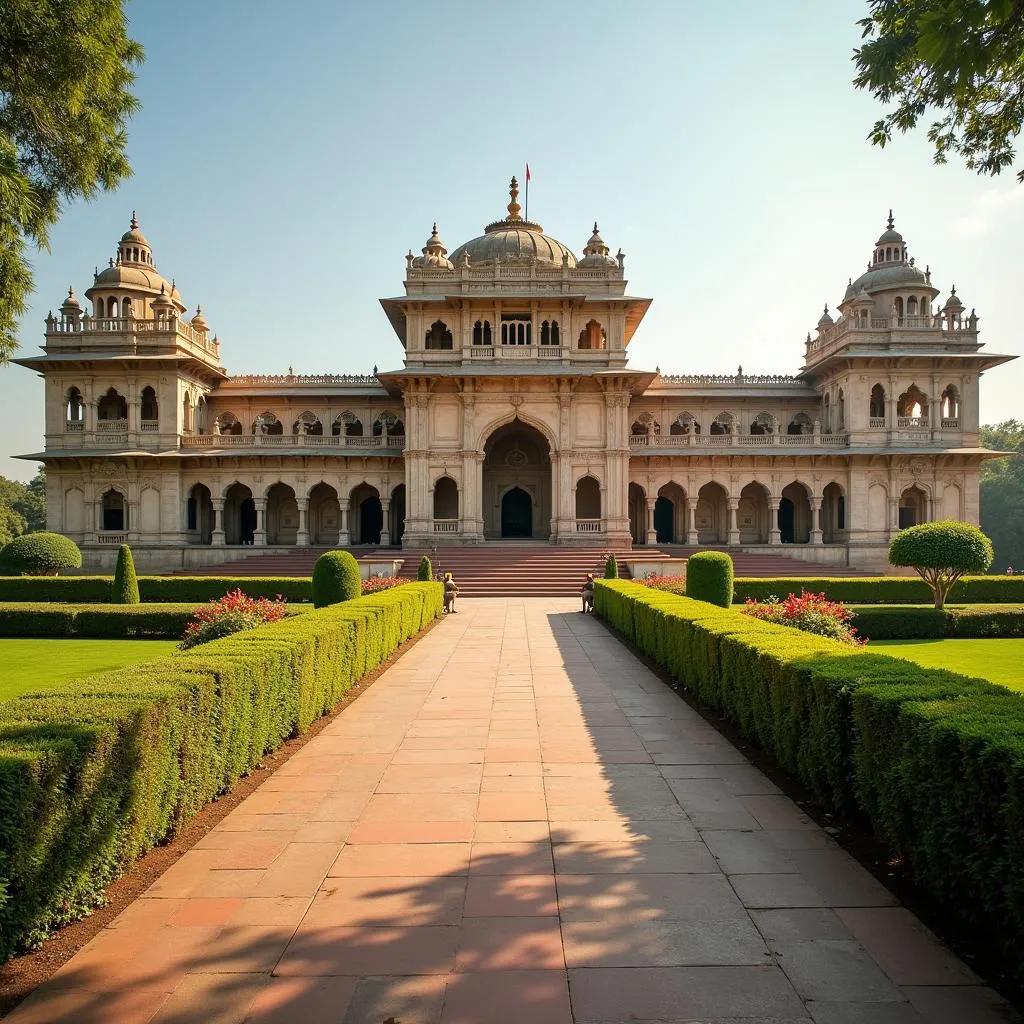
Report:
112,543,140,604
418,555,433,581
604,553,618,579
312,550,362,608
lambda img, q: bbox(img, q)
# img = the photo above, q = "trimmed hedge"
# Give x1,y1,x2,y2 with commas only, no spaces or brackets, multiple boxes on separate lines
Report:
594,580,1024,984
0,603,200,639
0,581,443,960
0,576,314,603
111,545,140,605
851,604,1024,640
312,550,361,608
733,575,1024,605
686,551,734,607
0,533,82,576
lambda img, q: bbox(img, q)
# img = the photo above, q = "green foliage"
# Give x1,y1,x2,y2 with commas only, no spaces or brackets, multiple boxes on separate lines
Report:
854,1,1024,180
851,604,1024,640
0,576,313,601
594,579,1024,984
0,4,144,361
685,550,734,607
179,610,261,650
0,532,81,576
111,544,139,604
889,521,994,608
418,555,433,581
0,470,44,545
0,603,198,638
733,575,1024,604
0,581,443,962
312,551,362,608
980,421,1024,572
604,553,618,579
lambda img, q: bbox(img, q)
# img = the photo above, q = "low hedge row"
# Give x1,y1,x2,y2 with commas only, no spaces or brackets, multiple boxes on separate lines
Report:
0,581,442,961
0,603,201,639
594,580,1024,983
732,574,1024,605
0,576,313,603
851,604,1024,640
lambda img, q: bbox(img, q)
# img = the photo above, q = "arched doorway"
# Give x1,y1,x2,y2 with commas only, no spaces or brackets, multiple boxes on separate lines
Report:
738,482,770,544
779,482,811,543
501,487,532,537
187,483,213,545
655,483,686,544
390,485,406,545
433,476,459,522
482,420,551,540
899,485,927,529
822,482,846,543
350,483,382,544
101,489,126,532
628,482,647,544
309,483,339,546
695,483,728,544
224,483,255,545
266,483,298,545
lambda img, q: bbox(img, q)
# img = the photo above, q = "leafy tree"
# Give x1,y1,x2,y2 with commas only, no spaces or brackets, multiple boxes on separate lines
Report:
604,553,618,579
0,467,44,544
417,555,433,581
0,531,81,575
1,1,144,362
854,0,1024,181
980,420,1024,570
889,520,994,608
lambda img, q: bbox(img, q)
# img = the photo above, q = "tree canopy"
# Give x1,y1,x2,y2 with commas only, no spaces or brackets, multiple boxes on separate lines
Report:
0,467,45,547
1,1,144,362
980,420,1024,569
854,0,1024,181
889,520,994,607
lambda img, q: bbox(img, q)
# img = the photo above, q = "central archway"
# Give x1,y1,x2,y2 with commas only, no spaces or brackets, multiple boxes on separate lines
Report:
482,419,551,540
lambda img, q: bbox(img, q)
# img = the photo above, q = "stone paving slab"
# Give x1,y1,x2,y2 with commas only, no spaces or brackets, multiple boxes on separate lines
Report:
5,598,1019,1024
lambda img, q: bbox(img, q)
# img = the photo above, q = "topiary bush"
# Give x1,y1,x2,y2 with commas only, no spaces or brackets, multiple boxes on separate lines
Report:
685,550,734,607
418,555,433,581
312,550,362,608
111,544,140,604
604,553,618,579
889,520,994,608
0,532,81,576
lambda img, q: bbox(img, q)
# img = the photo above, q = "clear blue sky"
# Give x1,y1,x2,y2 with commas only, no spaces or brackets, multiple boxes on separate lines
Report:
4,0,1022,480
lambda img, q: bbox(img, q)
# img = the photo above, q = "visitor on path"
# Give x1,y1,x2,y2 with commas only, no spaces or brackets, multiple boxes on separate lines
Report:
581,572,595,613
443,571,459,614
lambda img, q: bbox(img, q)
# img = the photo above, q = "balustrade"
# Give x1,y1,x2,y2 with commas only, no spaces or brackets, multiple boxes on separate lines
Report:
139,421,159,431
433,519,459,534
627,433,852,449
575,519,602,533
179,432,407,450
869,417,886,429
65,421,84,432
941,418,961,430
96,532,127,545
897,416,926,428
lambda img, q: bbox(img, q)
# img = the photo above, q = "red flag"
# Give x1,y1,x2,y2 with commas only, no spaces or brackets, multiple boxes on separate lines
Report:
526,163,532,181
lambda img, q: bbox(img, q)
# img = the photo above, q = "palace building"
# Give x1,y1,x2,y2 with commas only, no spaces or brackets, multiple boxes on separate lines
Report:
16,178,1014,572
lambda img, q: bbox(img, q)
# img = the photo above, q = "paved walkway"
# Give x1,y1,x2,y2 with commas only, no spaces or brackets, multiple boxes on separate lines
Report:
7,600,1017,1023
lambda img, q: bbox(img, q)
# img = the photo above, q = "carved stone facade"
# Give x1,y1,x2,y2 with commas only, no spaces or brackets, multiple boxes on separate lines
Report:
16,190,1013,571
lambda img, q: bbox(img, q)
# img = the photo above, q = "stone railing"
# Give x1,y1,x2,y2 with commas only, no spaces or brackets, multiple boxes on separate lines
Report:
941,418,960,429
806,316,977,360
65,421,84,432
96,532,127,545
575,519,602,533
407,264,623,285
433,519,459,533
869,417,885,429
628,433,850,449
180,433,407,450
897,416,927,428
140,421,159,431
655,373,801,386
227,373,382,385
96,419,128,432
46,315,221,360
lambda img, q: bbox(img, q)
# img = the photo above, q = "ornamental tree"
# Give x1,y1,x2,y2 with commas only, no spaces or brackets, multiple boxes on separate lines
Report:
111,543,139,604
888,520,994,608
0,531,81,575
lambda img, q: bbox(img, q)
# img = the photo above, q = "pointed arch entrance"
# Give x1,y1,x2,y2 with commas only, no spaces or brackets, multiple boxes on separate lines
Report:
482,420,551,540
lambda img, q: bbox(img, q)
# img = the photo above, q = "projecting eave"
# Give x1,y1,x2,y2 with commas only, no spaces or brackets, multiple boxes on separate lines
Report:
14,351,228,381
801,348,1017,376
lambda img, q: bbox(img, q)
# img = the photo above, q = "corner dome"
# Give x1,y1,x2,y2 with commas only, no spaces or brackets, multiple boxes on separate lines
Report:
448,177,577,268
120,211,150,247
849,261,929,294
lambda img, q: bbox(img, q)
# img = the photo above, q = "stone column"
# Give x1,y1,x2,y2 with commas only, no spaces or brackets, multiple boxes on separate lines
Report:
810,496,823,544
296,497,309,546
339,499,350,547
768,498,781,545
380,498,391,546
886,376,897,431
647,500,656,546
253,498,266,546
727,497,740,546
682,497,696,546
888,496,900,539
212,497,225,546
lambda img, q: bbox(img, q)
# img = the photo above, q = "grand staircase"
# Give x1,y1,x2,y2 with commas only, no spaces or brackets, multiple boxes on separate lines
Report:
175,543,868,597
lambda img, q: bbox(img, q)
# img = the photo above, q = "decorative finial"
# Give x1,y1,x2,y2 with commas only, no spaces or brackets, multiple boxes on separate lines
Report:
823,304,829,315
507,176,522,221
159,283,166,294
593,221,599,233
738,365,743,376
196,304,202,314
431,222,438,235
655,365,660,374
68,286,74,297
108,257,114,267
131,210,138,229
373,364,378,374
951,283,956,295
887,209,894,229
288,364,294,376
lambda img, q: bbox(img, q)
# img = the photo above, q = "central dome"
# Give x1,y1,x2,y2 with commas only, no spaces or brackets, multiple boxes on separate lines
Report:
449,177,577,268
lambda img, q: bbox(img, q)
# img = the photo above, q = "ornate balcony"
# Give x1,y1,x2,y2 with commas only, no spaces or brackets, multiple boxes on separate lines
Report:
179,433,407,451
628,433,850,450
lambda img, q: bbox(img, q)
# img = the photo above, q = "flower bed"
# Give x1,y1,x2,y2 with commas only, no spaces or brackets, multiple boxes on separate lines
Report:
743,591,864,646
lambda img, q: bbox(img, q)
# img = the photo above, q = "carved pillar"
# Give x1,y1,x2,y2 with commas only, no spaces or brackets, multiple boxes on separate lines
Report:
253,498,266,546
212,497,225,546
886,376,897,431
768,498,781,545
810,496,823,545
296,497,309,546
682,496,696,546
888,496,900,539
647,500,656,546
727,497,740,546
380,498,391,546
339,499,350,547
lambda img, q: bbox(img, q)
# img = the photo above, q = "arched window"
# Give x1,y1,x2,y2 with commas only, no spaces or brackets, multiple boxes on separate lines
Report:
869,384,886,420
575,476,601,519
98,387,127,421
921,295,930,316
837,388,845,430
472,320,492,345
787,412,813,435
122,298,132,318
907,296,918,316
895,296,904,321
332,411,363,437
292,411,323,436
425,320,453,350
218,412,243,435
182,392,193,433
252,411,283,435
433,476,459,520
941,384,961,421
107,297,118,318
710,412,733,435
540,319,560,346
140,385,158,422
195,395,207,434
373,411,400,436
101,489,126,531
577,319,606,350
65,387,84,422
897,384,928,421
750,412,774,435
670,413,700,435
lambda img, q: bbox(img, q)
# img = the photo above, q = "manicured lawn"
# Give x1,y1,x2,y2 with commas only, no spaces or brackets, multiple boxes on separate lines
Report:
871,638,1024,691
0,638,178,700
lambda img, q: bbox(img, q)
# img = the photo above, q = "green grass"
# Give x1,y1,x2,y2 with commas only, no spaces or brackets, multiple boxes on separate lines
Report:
0,638,179,699
870,638,1024,691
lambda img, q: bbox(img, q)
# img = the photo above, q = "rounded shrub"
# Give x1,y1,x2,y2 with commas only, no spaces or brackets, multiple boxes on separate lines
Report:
889,520,994,609
604,553,619,579
418,555,433,581
0,532,82,576
685,550,734,607
312,550,362,608
111,544,140,604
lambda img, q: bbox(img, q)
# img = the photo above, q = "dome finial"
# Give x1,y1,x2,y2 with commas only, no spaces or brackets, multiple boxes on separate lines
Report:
131,209,138,229
507,176,522,221
887,209,894,230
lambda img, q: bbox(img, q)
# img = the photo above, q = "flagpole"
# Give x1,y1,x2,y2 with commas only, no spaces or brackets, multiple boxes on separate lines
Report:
525,163,529,222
